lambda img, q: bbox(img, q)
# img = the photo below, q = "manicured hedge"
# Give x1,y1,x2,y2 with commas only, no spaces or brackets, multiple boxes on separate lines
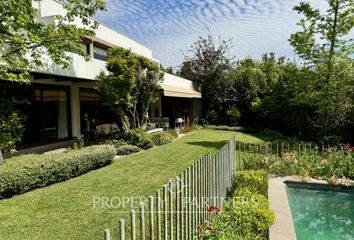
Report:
124,129,153,149
116,144,141,155
0,145,116,199
230,170,268,197
151,132,174,146
199,170,274,240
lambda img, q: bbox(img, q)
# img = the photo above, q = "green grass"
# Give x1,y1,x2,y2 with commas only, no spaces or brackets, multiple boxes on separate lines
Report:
0,129,262,240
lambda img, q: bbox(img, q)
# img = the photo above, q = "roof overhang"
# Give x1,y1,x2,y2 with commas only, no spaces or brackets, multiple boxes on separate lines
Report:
160,83,201,98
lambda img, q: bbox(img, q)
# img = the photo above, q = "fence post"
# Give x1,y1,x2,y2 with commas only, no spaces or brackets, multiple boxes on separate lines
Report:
156,190,161,240
140,203,145,240
149,196,154,240
180,171,184,240
169,180,173,240
131,209,136,240
120,219,125,240
104,229,111,240
197,159,201,227
176,176,180,240
163,185,168,240
188,166,192,240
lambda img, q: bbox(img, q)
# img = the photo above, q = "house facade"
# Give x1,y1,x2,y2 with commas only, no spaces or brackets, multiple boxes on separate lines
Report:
0,0,201,152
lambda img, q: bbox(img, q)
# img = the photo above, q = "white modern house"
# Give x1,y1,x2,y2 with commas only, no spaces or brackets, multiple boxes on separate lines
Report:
1,0,201,152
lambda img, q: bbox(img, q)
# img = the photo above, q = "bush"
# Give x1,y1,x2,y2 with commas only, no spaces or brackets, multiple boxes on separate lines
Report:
200,169,273,240
103,129,124,140
203,125,242,132
100,139,128,148
180,126,194,134
200,188,274,240
224,188,274,238
116,144,141,155
229,170,268,197
151,132,174,146
0,145,116,199
165,129,178,138
124,129,153,149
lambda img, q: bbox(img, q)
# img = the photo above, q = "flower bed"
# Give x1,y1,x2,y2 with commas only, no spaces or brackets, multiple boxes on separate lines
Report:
198,170,274,240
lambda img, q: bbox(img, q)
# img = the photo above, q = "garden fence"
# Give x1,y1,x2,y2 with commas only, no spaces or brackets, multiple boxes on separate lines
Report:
103,138,236,240
235,141,325,170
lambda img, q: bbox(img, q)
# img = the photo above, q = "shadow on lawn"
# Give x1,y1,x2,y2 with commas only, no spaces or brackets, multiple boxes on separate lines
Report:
186,140,227,150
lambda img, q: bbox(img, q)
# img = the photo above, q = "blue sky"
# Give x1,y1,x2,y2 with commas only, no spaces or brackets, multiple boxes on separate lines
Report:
95,0,349,68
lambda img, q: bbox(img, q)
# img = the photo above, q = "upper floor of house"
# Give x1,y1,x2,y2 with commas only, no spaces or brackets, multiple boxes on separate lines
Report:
32,0,159,81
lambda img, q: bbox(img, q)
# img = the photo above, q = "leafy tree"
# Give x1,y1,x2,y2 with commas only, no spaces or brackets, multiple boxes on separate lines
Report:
289,0,354,140
97,47,163,130
0,0,106,83
255,63,319,139
179,34,233,122
161,65,174,74
0,98,26,153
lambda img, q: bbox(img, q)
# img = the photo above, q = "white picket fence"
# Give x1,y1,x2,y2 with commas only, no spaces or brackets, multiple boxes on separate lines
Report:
103,138,236,240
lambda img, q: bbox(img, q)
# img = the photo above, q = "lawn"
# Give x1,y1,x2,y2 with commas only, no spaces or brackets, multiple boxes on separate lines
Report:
0,129,262,240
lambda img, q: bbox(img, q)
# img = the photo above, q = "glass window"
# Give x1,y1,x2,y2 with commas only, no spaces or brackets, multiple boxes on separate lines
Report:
93,46,108,61
81,43,90,55
0,82,71,147
79,89,116,133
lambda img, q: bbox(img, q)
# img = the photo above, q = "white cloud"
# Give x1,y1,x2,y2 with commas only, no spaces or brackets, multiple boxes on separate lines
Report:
96,0,353,67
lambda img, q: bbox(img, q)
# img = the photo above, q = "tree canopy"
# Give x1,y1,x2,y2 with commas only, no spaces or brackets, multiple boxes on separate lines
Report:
179,34,234,122
180,0,354,144
97,47,163,130
289,0,354,141
0,0,106,83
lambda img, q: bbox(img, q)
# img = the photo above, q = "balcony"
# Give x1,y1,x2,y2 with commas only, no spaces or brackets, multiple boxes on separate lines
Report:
36,52,107,81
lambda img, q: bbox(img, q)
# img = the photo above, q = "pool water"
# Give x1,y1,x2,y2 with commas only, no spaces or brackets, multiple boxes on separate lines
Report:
286,184,354,240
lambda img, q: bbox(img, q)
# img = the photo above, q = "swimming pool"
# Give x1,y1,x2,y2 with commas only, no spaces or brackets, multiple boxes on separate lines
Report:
286,182,354,240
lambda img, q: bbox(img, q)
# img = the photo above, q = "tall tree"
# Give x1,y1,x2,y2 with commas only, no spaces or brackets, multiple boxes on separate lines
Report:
289,0,354,140
97,47,163,130
179,34,233,122
0,0,106,83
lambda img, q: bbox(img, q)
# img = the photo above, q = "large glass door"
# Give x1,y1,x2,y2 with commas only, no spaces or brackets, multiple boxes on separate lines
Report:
41,88,69,141
0,82,71,147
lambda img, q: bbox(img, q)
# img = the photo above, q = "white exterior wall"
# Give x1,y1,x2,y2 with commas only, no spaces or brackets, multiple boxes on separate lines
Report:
163,73,196,91
26,0,201,142
38,53,107,81
33,0,154,81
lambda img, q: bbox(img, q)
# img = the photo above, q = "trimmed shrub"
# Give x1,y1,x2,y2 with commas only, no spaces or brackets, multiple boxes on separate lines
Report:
116,144,141,155
200,188,274,240
124,129,153,149
151,132,174,146
200,170,273,240
229,170,268,197
203,125,242,132
165,129,178,139
100,139,128,148
103,129,124,140
0,145,116,199
180,126,194,134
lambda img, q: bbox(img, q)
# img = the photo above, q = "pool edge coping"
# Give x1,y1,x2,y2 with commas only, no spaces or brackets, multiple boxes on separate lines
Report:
268,176,297,240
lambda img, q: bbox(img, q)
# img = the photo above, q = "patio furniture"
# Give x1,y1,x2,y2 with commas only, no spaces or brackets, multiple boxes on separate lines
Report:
146,128,164,135
175,117,185,129
150,117,170,130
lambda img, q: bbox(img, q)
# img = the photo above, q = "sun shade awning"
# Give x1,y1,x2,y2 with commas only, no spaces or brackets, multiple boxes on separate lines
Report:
160,83,202,98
